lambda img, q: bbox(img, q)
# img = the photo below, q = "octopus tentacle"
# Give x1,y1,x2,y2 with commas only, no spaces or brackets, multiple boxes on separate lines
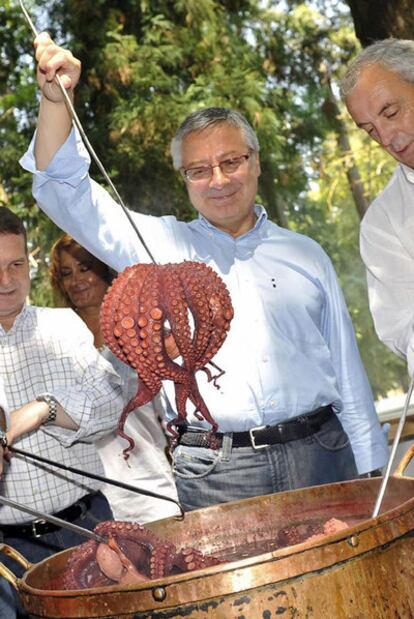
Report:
200,360,226,388
118,381,158,458
101,265,149,366
161,265,194,367
179,264,215,363
61,520,222,589
194,274,234,372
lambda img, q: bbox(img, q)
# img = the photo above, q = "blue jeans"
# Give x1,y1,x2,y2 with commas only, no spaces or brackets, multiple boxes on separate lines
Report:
0,491,113,619
172,414,358,511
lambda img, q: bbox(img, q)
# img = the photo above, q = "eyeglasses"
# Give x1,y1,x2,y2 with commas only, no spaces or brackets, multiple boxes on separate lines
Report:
181,152,253,182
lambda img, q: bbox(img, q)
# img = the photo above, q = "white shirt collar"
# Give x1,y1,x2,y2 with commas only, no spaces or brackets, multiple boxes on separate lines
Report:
198,204,268,238
400,163,414,184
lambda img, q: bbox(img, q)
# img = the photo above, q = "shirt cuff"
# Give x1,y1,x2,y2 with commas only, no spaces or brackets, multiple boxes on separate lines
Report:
353,441,389,475
42,387,94,447
19,126,90,188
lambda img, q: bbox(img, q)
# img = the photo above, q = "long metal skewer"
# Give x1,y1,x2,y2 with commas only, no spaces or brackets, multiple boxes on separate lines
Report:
0,495,107,543
18,0,157,265
371,375,414,518
9,446,184,519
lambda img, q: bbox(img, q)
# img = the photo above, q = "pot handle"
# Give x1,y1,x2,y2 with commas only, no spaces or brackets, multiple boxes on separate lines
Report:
0,543,32,590
394,443,414,477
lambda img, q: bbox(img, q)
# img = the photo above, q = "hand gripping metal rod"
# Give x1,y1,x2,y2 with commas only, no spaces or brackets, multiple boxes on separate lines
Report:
371,375,414,518
19,0,157,264
0,495,107,543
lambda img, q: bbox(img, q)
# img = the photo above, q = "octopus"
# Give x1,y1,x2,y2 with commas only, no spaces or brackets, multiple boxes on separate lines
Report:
54,518,349,591
100,261,234,457
61,521,222,590
276,518,349,547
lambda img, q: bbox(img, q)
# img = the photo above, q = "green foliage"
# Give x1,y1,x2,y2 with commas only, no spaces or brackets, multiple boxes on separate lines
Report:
0,1,60,311
305,120,408,397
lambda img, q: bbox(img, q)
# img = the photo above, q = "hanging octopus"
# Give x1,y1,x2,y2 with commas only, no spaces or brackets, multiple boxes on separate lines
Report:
100,261,234,457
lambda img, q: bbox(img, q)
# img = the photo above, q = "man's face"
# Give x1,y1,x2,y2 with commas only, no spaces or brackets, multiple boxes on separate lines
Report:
180,124,261,237
0,233,30,331
346,64,414,168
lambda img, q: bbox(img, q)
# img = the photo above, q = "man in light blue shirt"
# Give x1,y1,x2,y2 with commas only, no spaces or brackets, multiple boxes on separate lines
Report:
20,32,388,511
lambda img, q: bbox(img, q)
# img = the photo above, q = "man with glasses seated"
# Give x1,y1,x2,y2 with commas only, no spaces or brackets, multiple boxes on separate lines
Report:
20,32,388,512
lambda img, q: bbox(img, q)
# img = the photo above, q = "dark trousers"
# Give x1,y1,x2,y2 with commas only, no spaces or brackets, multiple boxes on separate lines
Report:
0,490,113,619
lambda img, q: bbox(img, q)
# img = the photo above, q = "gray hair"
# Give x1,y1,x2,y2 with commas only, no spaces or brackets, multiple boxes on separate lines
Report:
340,38,414,100
170,107,260,169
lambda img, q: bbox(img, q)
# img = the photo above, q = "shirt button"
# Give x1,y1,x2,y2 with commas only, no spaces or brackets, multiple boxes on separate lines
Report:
270,401,276,407
263,356,269,363
407,172,414,183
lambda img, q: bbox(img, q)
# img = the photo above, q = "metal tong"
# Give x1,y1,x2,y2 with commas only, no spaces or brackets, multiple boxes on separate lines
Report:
0,495,107,543
0,410,183,543
8,445,184,518
371,375,414,518
0,445,184,544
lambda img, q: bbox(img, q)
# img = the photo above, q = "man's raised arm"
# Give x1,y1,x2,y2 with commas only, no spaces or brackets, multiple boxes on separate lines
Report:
33,32,81,170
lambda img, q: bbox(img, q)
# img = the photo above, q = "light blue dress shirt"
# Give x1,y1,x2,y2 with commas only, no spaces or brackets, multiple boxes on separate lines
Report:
20,128,388,473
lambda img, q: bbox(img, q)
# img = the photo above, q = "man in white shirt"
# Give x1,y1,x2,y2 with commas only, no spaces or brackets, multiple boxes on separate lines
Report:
21,33,388,516
341,39,414,375
0,206,123,617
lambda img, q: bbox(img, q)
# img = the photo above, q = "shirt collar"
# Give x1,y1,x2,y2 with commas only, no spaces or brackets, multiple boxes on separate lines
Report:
400,163,414,184
0,304,30,336
198,204,268,239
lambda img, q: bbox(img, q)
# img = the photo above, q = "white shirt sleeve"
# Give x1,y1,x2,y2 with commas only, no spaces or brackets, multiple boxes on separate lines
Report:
360,182,414,376
20,128,163,270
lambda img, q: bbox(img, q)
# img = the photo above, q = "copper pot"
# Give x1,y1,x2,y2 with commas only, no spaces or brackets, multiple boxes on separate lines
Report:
2,447,414,618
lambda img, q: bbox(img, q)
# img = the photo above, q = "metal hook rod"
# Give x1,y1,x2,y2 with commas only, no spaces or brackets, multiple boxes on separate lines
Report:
9,446,185,520
0,495,107,543
371,375,414,518
18,0,157,265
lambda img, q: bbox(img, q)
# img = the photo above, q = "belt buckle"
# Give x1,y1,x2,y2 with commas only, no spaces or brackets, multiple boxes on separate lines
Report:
249,425,269,450
31,519,46,538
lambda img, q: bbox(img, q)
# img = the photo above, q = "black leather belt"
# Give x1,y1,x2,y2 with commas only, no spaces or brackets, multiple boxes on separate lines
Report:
0,494,93,539
177,405,333,449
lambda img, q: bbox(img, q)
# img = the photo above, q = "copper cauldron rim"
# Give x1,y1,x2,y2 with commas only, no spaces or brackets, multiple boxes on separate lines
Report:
12,474,414,598
3,455,414,619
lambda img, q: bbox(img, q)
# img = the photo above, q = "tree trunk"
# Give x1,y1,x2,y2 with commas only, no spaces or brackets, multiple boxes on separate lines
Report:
322,76,370,221
259,164,290,229
346,0,414,47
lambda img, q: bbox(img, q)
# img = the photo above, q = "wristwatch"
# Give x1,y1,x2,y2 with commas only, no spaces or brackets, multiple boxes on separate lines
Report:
0,429,7,449
36,393,58,425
